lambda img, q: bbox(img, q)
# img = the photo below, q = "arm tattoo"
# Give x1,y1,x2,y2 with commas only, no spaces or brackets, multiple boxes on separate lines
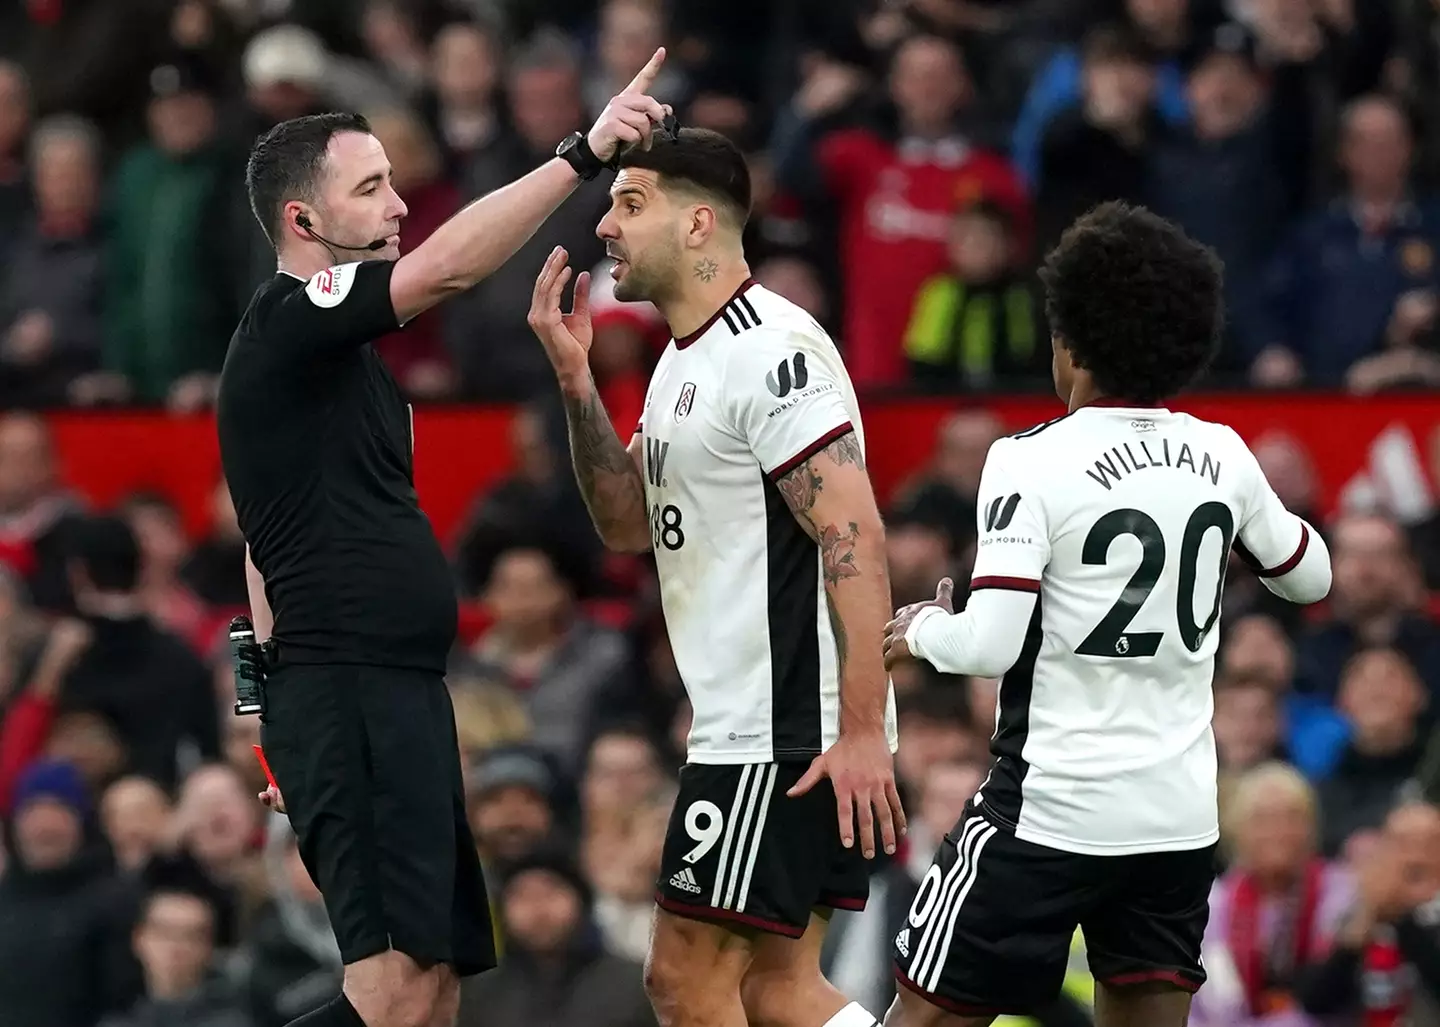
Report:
694,258,719,282
563,385,646,545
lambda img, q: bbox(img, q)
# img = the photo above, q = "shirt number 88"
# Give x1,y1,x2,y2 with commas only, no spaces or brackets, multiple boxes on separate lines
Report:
650,503,685,551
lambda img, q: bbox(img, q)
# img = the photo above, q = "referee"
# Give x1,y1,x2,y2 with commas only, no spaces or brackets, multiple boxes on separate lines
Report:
216,52,669,1027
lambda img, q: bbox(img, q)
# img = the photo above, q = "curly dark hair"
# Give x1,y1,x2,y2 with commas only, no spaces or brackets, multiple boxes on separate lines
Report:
1038,202,1223,405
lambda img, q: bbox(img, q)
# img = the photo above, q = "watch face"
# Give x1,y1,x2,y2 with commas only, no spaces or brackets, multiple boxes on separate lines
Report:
557,134,578,156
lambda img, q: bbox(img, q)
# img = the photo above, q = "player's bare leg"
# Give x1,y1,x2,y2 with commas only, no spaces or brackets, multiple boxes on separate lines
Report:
645,909,755,1027
741,910,877,1027
1093,980,1192,1027
343,950,445,1027
880,987,993,1027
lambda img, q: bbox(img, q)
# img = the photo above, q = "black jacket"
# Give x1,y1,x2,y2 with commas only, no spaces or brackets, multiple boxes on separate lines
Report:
0,848,139,1027
61,615,219,789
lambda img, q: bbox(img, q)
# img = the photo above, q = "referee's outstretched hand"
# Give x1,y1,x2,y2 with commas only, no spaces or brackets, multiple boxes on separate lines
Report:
586,47,671,163
788,730,906,861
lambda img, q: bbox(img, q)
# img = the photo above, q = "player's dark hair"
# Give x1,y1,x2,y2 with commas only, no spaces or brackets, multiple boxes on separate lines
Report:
1039,201,1223,405
71,514,141,593
616,127,752,228
246,112,373,245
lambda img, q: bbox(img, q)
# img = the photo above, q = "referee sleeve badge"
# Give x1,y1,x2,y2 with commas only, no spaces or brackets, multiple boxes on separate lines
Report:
306,263,359,308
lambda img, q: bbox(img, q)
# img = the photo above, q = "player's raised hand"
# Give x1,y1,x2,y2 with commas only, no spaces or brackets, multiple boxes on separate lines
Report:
586,47,671,162
528,246,594,382
258,784,286,814
789,730,906,861
883,577,955,670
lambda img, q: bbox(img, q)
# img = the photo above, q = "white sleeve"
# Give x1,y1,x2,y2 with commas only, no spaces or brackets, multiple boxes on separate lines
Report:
1231,434,1332,604
724,330,855,479
905,437,1049,675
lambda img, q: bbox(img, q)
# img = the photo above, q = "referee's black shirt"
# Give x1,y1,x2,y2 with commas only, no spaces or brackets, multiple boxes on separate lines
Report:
217,260,456,673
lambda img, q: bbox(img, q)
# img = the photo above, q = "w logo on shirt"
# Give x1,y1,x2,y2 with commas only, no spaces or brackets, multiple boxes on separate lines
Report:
984,494,1021,532
765,353,808,398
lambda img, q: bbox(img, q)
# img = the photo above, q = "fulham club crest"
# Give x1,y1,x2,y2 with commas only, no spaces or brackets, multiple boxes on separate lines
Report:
674,382,697,422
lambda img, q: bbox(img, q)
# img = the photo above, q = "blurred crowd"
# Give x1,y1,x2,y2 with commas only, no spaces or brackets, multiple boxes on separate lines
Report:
4,0,1440,408
3,1,1440,1026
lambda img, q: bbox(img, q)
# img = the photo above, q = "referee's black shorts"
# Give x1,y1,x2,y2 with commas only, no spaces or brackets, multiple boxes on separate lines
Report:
260,661,496,976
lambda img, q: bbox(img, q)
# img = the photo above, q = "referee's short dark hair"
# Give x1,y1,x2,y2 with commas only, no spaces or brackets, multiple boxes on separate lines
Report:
1039,201,1223,406
617,127,752,230
246,112,372,245
71,514,141,593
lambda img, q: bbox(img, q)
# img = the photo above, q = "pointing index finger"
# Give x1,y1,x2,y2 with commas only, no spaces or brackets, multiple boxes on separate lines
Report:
625,46,666,94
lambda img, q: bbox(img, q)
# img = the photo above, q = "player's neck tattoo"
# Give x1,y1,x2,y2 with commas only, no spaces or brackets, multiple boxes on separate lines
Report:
693,258,719,282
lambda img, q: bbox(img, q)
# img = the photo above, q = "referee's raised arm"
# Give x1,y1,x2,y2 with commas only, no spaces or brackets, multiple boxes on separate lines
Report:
389,47,669,323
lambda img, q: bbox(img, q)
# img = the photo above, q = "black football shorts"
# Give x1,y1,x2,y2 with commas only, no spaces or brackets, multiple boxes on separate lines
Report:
260,662,496,975
655,762,871,937
894,807,1216,1016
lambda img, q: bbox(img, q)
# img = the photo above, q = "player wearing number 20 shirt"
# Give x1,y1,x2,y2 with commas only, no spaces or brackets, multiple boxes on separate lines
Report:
882,204,1334,1027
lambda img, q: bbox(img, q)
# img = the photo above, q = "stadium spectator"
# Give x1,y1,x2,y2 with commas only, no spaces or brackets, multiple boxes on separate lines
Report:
585,0,688,118
102,854,251,1027
0,562,44,699
1295,800,1440,1022
0,115,105,408
121,492,212,652
893,686,979,795
443,28,610,399
580,724,668,834
57,515,219,790
87,54,236,409
885,503,961,609
356,0,433,104
0,760,138,1027
1318,648,1429,856
1254,94,1440,388
1212,671,1288,777
183,477,249,609
1011,0,1200,187
584,782,671,963
1196,762,1353,1025
1150,25,1307,369
1298,513,1440,700
452,401,600,597
362,108,461,398
0,61,31,270
170,765,265,911
0,617,94,814
425,19,506,177
242,822,343,1027
0,411,85,611
890,408,1004,556
450,679,535,766
1035,26,1160,256
466,542,631,774
99,774,174,875
465,745,559,870
456,848,655,1027
776,34,1029,387
904,199,1043,390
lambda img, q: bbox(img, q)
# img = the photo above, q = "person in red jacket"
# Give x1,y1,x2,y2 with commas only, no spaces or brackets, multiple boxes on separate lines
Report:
776,35,1030,388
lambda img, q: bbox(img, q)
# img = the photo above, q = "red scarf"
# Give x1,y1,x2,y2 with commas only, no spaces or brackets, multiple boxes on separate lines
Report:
1228,860,1325,1015
1361,929,1411,1027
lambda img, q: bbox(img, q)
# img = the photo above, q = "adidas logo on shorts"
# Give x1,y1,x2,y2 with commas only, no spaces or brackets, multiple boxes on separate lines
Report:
669,868,703,894
895,928,911,957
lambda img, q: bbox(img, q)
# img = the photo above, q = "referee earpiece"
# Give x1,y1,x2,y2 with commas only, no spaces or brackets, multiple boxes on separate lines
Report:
294,211,388,253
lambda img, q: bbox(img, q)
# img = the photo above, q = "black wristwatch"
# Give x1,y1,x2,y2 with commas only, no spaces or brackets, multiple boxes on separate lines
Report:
556,131,607,181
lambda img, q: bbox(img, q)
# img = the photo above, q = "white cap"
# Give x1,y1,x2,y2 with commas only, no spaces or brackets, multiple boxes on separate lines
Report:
244,24,328,90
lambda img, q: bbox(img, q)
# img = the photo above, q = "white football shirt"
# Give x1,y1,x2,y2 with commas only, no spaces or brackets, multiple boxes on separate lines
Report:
904,403,1330,856
637,281,899,764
